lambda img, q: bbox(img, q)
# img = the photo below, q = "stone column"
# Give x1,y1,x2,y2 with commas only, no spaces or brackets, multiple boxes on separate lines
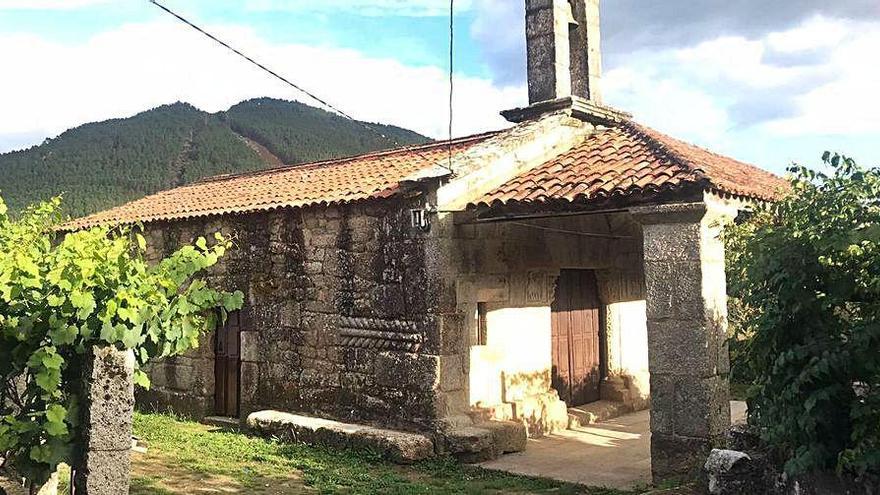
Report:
73,346,135,495
633,201,735,481
526,0,576,104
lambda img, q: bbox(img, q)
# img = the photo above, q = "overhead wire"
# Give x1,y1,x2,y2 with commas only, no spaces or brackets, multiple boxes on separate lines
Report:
448,0,455,172
147,0,456,173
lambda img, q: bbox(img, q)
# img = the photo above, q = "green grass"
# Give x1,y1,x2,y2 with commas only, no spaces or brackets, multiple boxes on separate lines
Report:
131,412,636,495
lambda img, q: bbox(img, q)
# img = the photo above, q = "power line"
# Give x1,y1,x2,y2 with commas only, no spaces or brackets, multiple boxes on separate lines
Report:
148,0,457,173
505,221,635,240
448,0,455,171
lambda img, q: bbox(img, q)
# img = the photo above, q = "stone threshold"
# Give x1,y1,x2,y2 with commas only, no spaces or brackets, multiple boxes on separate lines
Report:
567,400,634,429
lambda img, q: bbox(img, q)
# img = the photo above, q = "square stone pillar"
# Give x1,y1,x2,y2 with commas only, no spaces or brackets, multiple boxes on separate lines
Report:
633,201,735,481
73,346,135,495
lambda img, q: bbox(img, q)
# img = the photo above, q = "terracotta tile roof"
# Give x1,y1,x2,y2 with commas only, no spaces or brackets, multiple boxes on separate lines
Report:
473,121,788,208
65,132,497,230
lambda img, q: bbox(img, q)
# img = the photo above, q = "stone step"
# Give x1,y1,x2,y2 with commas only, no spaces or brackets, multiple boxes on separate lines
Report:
441,420,528,463
567,400,634,429
247,410,435,464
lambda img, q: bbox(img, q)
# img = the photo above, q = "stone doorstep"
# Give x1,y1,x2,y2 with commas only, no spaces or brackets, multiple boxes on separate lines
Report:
567,400,634,429
246,410,435,464
441,419,529,464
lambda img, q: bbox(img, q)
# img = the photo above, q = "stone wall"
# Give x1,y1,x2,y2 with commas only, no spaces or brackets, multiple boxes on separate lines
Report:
138,197,446,431
448,211,648,435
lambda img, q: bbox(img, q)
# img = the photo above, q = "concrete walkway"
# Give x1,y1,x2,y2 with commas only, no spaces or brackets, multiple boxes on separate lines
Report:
479,401,748,490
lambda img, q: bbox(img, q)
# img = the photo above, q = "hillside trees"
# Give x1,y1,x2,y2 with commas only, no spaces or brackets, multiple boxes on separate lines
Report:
0,195,242,485
0,99,427,219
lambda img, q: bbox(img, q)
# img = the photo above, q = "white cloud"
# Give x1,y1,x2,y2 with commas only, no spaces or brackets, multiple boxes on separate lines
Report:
244,0,472,17
0,0,110,10
603,15,880,165
0,19,519,152
763,20,880,137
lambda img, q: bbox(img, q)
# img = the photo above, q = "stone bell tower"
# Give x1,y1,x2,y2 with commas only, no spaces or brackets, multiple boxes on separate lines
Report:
504,0,627,124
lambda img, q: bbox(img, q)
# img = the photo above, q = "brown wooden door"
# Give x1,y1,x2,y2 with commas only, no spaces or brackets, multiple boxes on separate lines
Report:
551,270,602,407
214,311,241,417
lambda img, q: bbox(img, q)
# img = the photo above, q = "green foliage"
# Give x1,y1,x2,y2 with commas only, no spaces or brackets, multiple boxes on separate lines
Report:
726,153,880,476
0,195,243,484
224,98,427,165
0,99,427,218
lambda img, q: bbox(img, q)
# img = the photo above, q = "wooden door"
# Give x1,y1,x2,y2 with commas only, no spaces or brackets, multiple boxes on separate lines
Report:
214,311,241,417
551,270,602,407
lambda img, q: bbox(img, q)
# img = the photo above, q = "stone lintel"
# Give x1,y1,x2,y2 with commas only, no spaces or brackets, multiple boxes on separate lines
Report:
501,96,631,125
630,202,708,225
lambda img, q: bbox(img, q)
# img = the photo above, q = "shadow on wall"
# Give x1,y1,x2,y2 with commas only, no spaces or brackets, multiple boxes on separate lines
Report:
503,368,552,402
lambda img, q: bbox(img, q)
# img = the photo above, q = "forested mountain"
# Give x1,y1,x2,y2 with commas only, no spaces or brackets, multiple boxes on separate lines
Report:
0,98,427,218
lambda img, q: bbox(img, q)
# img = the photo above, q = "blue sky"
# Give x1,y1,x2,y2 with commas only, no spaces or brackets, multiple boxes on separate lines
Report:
1,0,878,174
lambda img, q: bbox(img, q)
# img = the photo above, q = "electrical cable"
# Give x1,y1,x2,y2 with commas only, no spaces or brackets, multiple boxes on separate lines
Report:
147,0,457,173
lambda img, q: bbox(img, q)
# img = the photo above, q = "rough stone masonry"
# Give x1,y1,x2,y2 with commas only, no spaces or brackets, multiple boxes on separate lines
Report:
138,196,448,432
634,199,736,479
73,346,136,495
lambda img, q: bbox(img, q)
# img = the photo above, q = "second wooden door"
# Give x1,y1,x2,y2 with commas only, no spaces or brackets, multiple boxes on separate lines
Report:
214,311,241,417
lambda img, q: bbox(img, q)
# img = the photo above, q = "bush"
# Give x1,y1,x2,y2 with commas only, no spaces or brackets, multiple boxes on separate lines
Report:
726,153,880,476
0,196,242,485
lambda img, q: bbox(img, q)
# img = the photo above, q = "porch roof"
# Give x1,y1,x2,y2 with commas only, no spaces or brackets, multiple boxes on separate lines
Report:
470,121,788,210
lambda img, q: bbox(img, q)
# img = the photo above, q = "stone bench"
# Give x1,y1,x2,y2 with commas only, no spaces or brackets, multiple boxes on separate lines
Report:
246,411,435,464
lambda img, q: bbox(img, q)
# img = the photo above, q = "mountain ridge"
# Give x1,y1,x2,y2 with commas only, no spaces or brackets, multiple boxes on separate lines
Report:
0,98,428,218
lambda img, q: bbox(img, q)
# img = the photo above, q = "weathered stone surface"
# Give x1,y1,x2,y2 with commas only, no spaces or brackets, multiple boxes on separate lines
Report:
440,355,464,392
374,352,439,392
567,400,633,428
140,200,443,429
636,200,736,482
443,426,497,463
74,346,135,495
642,221,701,262
704,449,753,495
647,319,728,377
247,410,434,464
476,420,528,454
652,433,723,480
649,374,731,438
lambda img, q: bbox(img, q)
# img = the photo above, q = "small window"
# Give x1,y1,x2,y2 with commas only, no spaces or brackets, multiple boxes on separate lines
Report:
410,209,429,230
476,302,488,346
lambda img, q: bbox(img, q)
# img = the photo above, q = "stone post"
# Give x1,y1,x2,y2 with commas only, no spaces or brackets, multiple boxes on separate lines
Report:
633,201,735,481
72,346,135,495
